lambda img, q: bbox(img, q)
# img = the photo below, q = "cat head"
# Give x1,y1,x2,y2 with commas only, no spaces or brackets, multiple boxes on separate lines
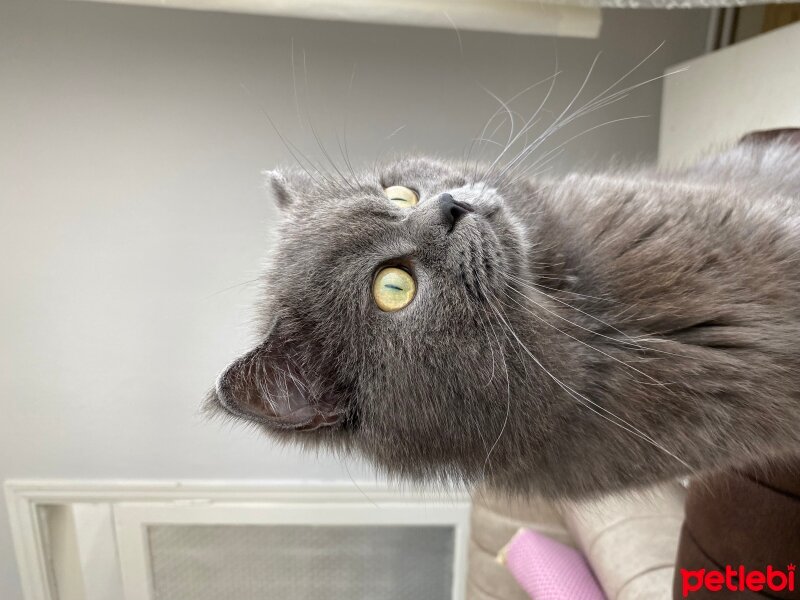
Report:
208,140,800,499
206,157,537,487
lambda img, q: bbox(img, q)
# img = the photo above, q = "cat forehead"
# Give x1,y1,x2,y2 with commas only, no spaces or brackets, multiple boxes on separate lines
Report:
380,158,467,190
270,157,486,267
275,197,411,270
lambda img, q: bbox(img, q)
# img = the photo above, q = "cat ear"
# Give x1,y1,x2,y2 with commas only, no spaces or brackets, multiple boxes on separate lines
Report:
264,169,310,209
214,322,342,431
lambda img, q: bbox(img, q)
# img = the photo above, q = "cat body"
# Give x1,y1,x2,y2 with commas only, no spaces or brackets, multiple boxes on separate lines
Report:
208,136,800,499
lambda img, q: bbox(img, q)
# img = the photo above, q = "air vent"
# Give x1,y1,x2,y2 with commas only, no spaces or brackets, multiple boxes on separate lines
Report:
6,480,471,600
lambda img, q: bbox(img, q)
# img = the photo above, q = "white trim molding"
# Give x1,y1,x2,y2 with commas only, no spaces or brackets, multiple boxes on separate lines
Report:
66,0,602,38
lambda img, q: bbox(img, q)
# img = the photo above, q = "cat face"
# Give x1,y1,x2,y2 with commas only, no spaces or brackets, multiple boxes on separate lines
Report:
207,157,533,485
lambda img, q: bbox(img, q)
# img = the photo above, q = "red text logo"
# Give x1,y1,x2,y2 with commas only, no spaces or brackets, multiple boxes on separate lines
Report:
681,564,796,597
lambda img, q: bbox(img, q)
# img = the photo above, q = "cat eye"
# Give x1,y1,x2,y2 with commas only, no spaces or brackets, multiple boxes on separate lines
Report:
384,185,419,207
372,267,416,312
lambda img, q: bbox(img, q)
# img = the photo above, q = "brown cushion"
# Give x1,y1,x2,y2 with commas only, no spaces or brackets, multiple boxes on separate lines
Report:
673,456,800,599
740,128,800,147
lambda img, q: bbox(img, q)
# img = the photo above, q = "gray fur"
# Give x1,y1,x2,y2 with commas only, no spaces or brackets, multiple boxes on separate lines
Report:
207,135,800,499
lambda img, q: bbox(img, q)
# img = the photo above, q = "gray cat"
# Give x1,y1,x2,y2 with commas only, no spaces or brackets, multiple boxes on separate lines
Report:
206,133,800,499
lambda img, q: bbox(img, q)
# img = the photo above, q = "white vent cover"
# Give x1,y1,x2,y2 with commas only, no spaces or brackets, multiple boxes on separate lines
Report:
6,480,471,600
148,524,454,600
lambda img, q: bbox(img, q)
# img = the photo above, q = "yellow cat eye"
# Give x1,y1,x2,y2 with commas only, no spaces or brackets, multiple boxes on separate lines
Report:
373,267,416,312
384,185,419,207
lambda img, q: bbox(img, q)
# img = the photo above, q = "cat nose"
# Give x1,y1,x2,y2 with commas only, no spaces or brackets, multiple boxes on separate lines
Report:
437,193,474,233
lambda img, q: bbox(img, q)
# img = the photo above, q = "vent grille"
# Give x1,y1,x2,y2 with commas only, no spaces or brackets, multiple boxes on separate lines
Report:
148,524,455,600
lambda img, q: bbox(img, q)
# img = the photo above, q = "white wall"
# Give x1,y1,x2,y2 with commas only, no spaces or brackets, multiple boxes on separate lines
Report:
0,1,708,597
660,21,800,166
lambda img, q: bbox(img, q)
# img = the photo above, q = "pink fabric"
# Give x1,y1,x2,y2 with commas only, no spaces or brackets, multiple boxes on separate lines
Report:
504,529,607,600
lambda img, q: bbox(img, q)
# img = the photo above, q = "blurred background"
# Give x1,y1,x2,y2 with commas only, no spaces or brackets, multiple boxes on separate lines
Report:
2,1,796,598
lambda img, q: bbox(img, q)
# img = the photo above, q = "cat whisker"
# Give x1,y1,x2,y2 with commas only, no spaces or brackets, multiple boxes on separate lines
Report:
481,59,562,186
513,279,619,304
503,272,647,348
204,278,261,299
343,63,358,179
441,10,464,58
468,138,506,149
478,298,513,482
342,459,380,508
463,70,561,183
516,115,650,182
493,47,686,186
484,115,514,146
295,49,361,195
476,84,519,182
503,271,691,359
495,52,601,181
334,65,362,190
506,64,688,185
500,285,672,388
474,306,498,387
240,82,332,188
386,124,407,139
586,41,666,113
290,38,304,130
521,147,566,179
334,129,360,190
484,290,695,474
305,112,358,194
284,136,343,189
486,61,561,162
